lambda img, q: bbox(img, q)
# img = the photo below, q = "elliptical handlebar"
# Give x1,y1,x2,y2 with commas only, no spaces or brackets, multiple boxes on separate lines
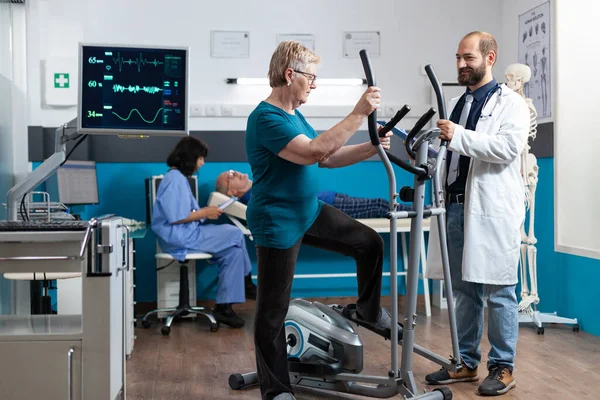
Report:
359,50,381,146
424,64,448,146
359,49,428,178
424,63,451,211
379,105,411,137
404,107,437,160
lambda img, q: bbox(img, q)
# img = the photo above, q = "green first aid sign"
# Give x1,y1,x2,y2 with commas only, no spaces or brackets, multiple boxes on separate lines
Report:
54,73,70,88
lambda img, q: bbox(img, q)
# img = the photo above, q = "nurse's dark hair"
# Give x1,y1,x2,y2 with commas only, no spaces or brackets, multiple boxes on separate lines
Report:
167,136,208,176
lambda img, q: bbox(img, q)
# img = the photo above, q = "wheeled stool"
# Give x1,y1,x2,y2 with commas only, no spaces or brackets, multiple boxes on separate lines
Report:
141,252,219,335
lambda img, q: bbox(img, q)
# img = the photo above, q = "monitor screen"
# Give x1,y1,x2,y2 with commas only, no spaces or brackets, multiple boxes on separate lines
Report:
57,161,99,205
78,43,189,136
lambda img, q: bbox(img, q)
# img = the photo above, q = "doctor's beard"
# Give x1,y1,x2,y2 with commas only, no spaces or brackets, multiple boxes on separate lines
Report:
458,61,486,86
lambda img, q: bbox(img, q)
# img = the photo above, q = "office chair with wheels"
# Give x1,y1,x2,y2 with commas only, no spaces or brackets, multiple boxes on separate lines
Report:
143,174,219,335
140,252,219,335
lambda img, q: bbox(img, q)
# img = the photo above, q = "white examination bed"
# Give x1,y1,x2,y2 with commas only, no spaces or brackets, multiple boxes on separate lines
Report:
208,192,433,316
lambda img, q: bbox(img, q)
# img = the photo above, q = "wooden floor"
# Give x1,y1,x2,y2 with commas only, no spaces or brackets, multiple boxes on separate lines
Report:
126,297,600,400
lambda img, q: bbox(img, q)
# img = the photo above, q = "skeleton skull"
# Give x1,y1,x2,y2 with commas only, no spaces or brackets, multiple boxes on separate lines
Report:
505,63,531,94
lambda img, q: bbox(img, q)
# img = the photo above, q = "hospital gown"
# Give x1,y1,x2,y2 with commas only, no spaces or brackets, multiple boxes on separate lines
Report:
151,169,251,304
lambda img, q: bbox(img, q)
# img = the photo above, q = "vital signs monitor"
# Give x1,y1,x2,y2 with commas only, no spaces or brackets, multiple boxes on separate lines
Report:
77,43,189,136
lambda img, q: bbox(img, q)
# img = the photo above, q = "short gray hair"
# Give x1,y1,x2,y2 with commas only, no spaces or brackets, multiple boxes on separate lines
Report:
267,41,320,87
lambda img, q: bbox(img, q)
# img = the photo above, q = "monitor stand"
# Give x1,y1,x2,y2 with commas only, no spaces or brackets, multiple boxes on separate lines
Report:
6,117,78,221
5,117,78,316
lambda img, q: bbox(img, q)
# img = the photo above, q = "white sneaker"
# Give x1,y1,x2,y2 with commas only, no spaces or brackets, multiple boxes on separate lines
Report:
273,393,296,400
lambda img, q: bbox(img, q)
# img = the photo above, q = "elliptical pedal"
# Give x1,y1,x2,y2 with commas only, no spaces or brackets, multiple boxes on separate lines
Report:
332,304,403,342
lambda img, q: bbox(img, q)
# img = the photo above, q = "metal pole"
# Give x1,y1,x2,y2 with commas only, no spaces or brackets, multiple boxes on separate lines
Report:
401,141,428,394
376,144,398,378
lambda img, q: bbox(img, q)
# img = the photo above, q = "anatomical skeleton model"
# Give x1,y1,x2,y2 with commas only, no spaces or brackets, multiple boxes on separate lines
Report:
505,63,539,314
505,64,578,334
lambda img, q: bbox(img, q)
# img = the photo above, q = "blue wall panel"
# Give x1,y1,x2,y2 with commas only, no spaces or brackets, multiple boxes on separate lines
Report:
34,156,600,336
36,160,425,304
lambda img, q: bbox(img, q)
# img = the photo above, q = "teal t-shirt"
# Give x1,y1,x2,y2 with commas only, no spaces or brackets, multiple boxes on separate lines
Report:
245,101,324,249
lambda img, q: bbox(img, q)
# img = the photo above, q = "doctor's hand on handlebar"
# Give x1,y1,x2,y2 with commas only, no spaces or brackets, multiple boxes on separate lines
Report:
377,126,392,150
352,86,381,117
437,119,456,142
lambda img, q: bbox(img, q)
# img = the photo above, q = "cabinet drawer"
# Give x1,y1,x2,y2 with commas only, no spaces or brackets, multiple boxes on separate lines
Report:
0,340,82,400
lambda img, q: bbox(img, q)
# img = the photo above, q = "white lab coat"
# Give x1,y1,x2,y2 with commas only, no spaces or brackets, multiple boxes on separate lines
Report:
425,84,530,285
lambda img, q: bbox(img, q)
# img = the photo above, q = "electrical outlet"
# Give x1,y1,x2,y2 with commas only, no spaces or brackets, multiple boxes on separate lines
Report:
221,105,233,116
206,104,218,116
190,104,204,117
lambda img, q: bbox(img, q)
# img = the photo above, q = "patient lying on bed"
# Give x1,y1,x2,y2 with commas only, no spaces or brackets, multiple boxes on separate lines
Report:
215,169,413,219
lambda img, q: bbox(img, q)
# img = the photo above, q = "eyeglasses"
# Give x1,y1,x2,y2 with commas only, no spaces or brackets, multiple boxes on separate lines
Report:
293,70,317,85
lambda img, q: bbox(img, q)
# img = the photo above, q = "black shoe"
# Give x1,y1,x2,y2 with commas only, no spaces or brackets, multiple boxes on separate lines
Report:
213,303,245,328
351,306,403,341
477,366,516,396
245,274,257,300
425,365,478,385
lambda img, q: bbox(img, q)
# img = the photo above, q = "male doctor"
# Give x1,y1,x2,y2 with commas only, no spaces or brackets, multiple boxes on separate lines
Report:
425,31,530,396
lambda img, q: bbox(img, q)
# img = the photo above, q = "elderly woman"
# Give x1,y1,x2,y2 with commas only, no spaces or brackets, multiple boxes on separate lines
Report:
151,136,256,329
245,41,397,400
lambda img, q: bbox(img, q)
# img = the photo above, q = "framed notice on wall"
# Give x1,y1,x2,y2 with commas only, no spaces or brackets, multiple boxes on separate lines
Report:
518,1,551,119
211,31,250,58
343,31,380,58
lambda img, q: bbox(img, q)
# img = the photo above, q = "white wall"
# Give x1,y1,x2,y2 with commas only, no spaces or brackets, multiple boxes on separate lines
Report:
26,0,502,132
0,4,14,220
0,3,28,194
553,0,600,259
0,3,30,315
0,3,14,315
0,3,28,315
500,0,600,259
11,6,29,185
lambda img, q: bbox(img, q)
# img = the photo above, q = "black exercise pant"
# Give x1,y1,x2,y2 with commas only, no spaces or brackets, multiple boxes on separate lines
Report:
253,204,385,399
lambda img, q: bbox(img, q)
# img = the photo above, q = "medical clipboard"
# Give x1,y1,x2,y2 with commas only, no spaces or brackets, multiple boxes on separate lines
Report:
199,196,238,223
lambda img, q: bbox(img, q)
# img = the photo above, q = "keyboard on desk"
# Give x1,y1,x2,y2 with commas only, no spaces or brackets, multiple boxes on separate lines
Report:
0,220,90,232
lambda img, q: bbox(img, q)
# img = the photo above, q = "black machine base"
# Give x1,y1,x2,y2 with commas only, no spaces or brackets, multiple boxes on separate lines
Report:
288,356,344,376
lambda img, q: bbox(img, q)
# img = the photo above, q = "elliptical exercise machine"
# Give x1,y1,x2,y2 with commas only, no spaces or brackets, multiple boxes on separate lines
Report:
229,50,461,399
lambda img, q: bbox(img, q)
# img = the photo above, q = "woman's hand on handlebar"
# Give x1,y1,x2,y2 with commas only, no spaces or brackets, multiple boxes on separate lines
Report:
378,127,392,150
352,86,381,117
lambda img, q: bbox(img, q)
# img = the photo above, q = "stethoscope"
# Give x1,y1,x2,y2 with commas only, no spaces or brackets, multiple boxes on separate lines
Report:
479,83,503,119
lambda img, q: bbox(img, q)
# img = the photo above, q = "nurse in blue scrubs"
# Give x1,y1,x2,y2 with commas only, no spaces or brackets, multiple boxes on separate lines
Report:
151,136,256,328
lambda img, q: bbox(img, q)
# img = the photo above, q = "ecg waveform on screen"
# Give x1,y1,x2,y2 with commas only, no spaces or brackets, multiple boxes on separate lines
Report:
112,52,165,72
112,84,163,94
111,108,164,124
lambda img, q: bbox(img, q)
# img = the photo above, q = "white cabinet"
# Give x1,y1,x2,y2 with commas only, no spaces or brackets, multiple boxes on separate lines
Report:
57,235,138,359
126,238,136,358
0,217,127,400
0,339,83,400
